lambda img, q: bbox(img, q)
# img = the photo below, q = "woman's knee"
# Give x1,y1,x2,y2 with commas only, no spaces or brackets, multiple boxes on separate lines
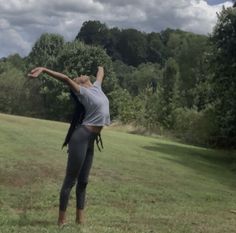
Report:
76,181,88,191
61,176,76,192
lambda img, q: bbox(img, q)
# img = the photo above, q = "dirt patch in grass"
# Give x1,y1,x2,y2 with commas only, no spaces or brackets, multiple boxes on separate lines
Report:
0,160,62,187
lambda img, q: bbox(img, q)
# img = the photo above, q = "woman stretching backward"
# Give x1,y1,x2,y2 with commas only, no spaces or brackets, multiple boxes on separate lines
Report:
28,66,110,226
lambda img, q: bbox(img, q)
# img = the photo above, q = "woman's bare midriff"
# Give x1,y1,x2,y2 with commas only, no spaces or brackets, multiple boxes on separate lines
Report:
85,125,103,133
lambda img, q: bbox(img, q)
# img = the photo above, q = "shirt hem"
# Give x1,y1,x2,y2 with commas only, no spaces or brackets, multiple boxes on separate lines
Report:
82,123,110,126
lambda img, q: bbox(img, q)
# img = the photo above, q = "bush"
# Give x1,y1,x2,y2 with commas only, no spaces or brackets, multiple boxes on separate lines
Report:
173,106,217,146
108,88,136,123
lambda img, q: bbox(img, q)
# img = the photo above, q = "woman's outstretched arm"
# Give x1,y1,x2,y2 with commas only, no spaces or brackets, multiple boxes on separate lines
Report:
28,67,80,93
96,66,104,83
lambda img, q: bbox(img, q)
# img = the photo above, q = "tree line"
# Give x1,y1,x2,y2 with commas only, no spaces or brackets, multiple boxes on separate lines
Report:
0,6,235,148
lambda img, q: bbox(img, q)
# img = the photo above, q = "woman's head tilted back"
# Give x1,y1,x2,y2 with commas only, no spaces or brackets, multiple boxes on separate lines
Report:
74,75,91,86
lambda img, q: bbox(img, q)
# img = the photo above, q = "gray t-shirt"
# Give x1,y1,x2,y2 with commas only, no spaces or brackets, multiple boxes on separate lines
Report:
74,80,110,126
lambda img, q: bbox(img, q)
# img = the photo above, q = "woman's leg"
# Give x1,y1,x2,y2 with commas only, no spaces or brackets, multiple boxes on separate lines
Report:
58,126,91,225
76,134,96,224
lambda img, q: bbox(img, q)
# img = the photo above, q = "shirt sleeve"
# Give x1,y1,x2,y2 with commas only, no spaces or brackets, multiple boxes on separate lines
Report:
93,80,102,89
71,86,87,99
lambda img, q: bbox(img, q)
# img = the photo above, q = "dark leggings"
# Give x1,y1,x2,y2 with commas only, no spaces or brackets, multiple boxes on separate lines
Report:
59,125,97,211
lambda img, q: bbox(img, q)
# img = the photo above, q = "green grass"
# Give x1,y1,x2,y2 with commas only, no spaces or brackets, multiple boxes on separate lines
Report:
0,113,236,233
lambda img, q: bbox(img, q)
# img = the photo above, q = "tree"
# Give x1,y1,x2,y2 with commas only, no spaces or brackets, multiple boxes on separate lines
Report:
157,58,180,128
117,29,148,66
108,88,136,122
210,6,236,147
147,32,165,64
0,61,33,115
56,41,116,93
7,54,26,71
112,60,135,88
167,32,209,108
125,63,162,95
233,0,236,8
26,33,65,119
76,21,109,47
27,33,65,68
106,27,122,60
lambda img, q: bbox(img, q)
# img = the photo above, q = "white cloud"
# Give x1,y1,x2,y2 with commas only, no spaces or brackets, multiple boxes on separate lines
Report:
0,27,31,57
174,0,232,34
51,0,104,13
0,0,36,13
0,18,10,29
0,0,233,58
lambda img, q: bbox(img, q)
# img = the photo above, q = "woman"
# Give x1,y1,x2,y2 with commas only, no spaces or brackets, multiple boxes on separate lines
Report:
28,66,110,226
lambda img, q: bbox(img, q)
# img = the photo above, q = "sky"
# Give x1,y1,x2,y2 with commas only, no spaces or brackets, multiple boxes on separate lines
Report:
0,0,233,58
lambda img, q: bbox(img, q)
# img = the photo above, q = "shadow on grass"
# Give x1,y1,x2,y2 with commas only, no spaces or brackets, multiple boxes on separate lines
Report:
142,142,236,186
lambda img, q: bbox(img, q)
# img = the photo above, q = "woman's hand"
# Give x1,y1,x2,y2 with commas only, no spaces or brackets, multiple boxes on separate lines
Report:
28,67,45,79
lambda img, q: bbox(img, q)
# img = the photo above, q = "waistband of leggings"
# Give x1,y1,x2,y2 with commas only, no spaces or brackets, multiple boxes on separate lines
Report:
80,125,100,136
81,125,103,151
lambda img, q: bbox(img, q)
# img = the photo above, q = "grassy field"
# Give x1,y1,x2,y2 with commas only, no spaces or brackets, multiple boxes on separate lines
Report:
0,113,236,233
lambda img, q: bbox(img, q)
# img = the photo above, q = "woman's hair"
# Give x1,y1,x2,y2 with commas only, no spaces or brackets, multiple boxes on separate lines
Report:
62,90,85,148
62,88,104,151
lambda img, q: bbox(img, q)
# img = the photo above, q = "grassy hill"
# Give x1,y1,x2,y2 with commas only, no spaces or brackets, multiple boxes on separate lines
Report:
0,113,236,233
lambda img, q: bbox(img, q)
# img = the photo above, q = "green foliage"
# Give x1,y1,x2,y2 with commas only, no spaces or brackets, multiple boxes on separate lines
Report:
147,32,166,64
25,36,117,121
170,32,209,108
27,33,65,68
134,87,160,130
173,106,217,146
157,58,180,128
117,29,148,66
56,40,116,92
210,6,236,147
193,73,213,111
6,54,26,71
0,61,31,115
106,27,122,60
133,63,161,94
108,88,136,122
25,33,66,119
76,21,185,67
76,20,109,47
112,60,135,88
116,62,162,95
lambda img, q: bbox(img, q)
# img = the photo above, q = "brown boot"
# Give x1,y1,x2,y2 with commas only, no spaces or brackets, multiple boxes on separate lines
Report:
57,210,66,227
76,208,85,224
